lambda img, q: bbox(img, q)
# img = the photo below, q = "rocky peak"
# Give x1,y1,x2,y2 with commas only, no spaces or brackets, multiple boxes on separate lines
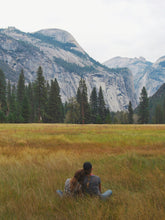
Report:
104,55,165,99
0,27,137,111
153,56,165,68
37,29,78,44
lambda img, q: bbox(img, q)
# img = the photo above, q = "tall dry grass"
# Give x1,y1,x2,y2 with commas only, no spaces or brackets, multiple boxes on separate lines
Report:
0,124,165,219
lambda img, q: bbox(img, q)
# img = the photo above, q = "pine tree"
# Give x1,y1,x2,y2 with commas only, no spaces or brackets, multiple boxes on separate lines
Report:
0,69,7,115
6,84,18,123
0,111,6,122
128,101,134,124
22,95,30,123
77,78,90,124
47,79,63,123
138,87,149,124
26,82,35,122
54,78,64,122
17,69,25,105
31,82,38,122
154,104,163,124
98,86,106,123
6,80,14,122
105,108,111,124
7,80,12,113
9,85,17,122
35,66,47,122
90,87,98,123
16,69,25,121
163,98,165,123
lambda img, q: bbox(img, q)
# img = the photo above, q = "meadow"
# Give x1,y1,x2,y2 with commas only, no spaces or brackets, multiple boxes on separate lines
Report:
0,124,165,220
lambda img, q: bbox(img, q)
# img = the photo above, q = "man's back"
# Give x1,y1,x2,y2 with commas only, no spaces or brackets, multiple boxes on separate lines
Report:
82,175,101,196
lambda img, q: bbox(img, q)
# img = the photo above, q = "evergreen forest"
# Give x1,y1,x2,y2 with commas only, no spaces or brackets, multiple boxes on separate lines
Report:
0,67,165,124
0,67,110,123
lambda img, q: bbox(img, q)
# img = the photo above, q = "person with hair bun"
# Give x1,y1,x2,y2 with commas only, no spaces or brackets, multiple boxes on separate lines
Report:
82,162,112,200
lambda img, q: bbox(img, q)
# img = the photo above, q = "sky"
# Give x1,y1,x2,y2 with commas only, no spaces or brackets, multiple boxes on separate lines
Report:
1,0,165,63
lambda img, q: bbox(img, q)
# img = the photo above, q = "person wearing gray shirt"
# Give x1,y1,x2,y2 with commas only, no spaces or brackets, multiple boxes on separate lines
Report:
82,162,112,200
82,175,101,196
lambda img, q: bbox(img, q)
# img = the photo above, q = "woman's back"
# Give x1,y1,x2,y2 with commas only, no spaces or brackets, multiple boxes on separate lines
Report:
64,178,82,196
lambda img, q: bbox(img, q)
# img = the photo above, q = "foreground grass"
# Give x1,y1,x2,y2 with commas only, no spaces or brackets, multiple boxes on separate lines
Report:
0,124,165,219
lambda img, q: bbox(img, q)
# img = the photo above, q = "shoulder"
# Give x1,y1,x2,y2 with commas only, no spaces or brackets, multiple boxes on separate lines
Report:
91,175,101,182
83,175,101,182
91,175,100,179
65,178,71,184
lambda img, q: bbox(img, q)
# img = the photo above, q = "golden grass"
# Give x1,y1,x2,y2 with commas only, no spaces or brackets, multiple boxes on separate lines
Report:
0,124,165,219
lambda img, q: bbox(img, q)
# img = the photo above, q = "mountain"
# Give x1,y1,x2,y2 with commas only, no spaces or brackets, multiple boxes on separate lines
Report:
104,56,165,100
0,27,137,111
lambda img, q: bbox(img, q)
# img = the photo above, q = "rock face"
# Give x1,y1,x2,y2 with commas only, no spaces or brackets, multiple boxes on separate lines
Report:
104,56,165,100
0,27,137,111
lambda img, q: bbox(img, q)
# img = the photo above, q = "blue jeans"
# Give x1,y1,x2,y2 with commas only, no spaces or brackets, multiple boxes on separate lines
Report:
56,190,63,198
100,190,112,201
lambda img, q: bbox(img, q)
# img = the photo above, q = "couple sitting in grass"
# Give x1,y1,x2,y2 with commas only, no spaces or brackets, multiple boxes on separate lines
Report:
56,162,112,201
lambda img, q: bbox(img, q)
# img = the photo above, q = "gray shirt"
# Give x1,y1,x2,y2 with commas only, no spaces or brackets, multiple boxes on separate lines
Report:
82,175,101,196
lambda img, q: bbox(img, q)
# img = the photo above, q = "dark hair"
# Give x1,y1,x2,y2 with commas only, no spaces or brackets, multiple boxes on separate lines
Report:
83,162,92,175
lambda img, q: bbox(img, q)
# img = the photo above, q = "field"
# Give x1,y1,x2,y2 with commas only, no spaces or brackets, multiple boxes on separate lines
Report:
0,124,165,220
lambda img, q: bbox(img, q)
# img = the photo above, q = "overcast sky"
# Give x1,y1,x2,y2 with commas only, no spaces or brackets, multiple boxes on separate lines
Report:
1,0,165,63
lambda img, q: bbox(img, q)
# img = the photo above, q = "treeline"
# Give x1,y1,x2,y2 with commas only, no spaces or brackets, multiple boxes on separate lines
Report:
112,86,165,124
0,67,63,123
65,79,111,124
149,100,165,124
0,66,164,124
0,67,110,123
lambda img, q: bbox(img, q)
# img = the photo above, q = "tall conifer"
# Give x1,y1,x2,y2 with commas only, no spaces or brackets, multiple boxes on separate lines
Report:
105,108,111,124
77,78,90,124
90,87,98,123
16,69,25,121
35,66,47,122
0,69,7,115
47,79,63,122
98,86,106,123
26,82,35,122
138,87,149,124
7,80,12,112
128,101,134,124
22,95,30,123
17,69,25,105
154,104,163,124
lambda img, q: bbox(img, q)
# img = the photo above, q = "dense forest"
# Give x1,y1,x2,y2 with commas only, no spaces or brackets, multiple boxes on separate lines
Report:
0,67,111,123
0,66,164,124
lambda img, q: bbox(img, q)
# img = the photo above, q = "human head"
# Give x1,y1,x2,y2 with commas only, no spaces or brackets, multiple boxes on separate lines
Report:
83,162,92,175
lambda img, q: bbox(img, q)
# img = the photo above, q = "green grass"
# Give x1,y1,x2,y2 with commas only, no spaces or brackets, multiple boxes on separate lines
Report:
0,124,165,219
